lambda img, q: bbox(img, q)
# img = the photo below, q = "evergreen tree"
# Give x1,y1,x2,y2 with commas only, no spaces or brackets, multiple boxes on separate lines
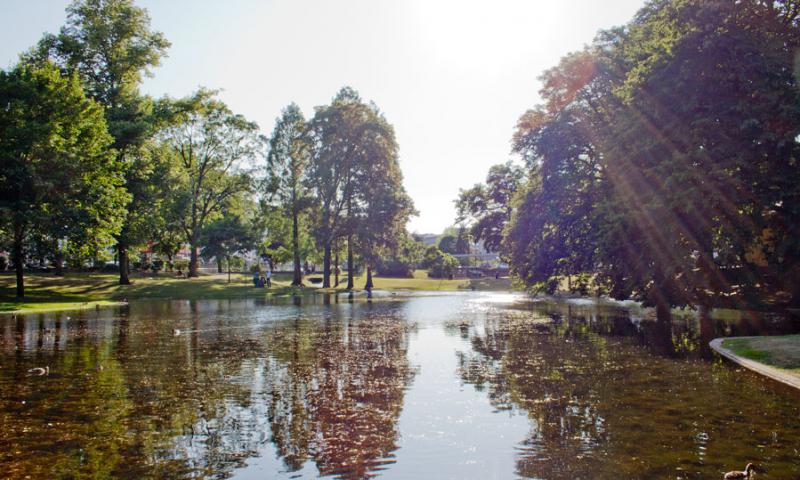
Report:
265,103,311,286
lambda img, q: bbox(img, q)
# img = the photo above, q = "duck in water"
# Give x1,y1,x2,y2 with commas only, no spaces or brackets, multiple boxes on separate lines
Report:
724,463,755,479
27,366,49,376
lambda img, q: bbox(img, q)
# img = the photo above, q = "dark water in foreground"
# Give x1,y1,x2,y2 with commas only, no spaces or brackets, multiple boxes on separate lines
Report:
1,292,799,479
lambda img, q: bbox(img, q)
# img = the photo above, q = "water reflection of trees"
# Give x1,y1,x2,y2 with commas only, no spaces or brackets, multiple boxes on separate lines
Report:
0,299,414,479
0,301,266,478
264,305,416,478
457,303,800,479
458,311,609,478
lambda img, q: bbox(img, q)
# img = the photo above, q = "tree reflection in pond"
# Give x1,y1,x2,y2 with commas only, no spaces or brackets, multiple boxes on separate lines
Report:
264,304,416,478
2,295,800,479
0,298,415,479
456,302,800,479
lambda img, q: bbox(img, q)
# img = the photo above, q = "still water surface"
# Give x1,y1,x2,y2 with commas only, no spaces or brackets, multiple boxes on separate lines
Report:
1,292,799,479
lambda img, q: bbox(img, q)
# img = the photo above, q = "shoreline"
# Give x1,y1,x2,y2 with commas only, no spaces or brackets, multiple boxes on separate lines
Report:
0,272,513,314
0,300,127,315
709,337,800,391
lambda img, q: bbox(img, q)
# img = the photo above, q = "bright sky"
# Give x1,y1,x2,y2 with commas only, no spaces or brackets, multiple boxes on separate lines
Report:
1,0,644,234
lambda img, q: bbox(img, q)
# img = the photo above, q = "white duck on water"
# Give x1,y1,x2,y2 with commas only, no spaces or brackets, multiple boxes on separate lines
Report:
27,366,49,376
724,463,755,479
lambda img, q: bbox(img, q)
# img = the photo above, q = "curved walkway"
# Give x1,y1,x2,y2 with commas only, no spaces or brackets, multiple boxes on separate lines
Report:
710,337,800,391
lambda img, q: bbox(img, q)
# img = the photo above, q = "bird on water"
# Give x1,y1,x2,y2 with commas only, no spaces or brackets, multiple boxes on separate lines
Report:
724,463,755,480
27,366,49,376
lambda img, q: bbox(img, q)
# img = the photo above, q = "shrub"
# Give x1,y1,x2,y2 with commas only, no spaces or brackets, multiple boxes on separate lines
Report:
376,259,415,278
226,256,245,270
174,259,189,272
420,245,441,269
428,253,460,278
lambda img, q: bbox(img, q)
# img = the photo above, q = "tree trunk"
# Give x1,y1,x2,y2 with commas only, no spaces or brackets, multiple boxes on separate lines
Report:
346,236,354,290
655,301,672,325
322,241,331,288
118,243,131,285
334,245,340,287
365,265,374,291
217,258,223,273
13,222,25,298
698,303,715,359
652,300,675,356
291,209,302,286
167,253,173,272
227,255,231,284
189,239,199,277
54,245,64,276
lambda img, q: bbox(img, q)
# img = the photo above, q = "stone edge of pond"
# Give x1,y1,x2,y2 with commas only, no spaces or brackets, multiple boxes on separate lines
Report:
709,337,800,391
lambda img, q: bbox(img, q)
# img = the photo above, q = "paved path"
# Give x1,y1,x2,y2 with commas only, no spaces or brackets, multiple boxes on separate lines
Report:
710,337,800,390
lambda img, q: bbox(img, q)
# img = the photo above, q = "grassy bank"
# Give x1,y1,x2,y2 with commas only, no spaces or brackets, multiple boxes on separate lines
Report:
722,335,800,374
0,270,511,313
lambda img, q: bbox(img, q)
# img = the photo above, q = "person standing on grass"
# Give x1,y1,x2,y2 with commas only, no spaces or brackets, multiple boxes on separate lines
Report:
266,269,272,287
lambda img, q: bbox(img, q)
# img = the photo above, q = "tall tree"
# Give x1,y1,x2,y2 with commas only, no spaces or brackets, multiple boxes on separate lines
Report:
0,63,129,297
306,88,362,288
160,90,262,277
307,87,414,289
265,103,311,286
456,161,524,253
353,122,415,290
504,0,800,319
29,0,170,285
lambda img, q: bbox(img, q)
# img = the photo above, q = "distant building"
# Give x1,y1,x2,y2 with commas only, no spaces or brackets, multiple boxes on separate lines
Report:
415,233,439,247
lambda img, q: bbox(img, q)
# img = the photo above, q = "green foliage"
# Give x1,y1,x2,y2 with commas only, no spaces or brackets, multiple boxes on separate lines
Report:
306,87,415,287
159,89,263,276
256,203,317,268
0,62,129,295
504,0,800,308
456,161,524,253
265,103,312,283
438,226,471,256
200,213,256,267
421,245,444,269
427,252,460,279
30,0,169,111
173,259,189,272
27,0,172,284
375,234,424,277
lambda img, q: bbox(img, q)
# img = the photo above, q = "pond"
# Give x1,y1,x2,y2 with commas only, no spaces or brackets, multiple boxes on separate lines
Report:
1,292,799,479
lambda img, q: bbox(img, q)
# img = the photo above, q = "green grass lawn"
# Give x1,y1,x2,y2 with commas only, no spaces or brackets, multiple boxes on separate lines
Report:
0,269,508,313
722,335,800,374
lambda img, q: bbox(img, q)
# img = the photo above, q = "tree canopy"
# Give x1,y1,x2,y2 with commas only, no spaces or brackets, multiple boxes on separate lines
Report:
456,161,524,253
266,103,311,285
159,90,262,277
0,62,129,296
501,0,800,316
28,0,171,285
306,87,414,288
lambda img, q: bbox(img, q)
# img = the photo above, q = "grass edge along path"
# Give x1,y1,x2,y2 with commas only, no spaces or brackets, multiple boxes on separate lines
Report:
0,271,513,314
710,336,800,391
